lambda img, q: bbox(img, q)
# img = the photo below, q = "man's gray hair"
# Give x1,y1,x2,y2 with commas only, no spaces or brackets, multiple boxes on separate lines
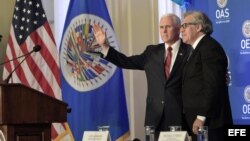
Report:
184,11,213,35
160,13,181,27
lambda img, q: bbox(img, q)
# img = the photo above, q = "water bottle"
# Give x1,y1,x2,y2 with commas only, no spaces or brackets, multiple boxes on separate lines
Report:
98,125,112,141
145,126,154,141
169,126,182,132
197,126,208,141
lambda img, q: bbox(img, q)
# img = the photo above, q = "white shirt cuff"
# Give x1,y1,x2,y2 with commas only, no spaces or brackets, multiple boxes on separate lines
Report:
100,45,109,57
197,115,206,122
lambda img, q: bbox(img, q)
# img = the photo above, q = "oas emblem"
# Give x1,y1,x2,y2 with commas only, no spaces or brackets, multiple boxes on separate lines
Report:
60,14,118,92
242,20,250,38
244,85,250,103
217,0,228,8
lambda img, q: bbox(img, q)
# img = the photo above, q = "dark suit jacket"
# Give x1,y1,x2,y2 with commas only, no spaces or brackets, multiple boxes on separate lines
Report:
104,41,191,129
182,35,233,129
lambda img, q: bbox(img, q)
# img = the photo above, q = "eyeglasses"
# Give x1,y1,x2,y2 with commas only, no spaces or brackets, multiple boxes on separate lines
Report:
181,22,197,29
160,25,174,29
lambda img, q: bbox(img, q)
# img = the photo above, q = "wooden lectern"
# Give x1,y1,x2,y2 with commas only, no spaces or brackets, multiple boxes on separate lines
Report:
0,83,68,141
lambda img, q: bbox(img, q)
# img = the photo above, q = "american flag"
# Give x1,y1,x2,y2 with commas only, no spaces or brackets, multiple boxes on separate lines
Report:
2,0,73,140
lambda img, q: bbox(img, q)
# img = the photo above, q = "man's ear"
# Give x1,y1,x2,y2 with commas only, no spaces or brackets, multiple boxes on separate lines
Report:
196,24,202,32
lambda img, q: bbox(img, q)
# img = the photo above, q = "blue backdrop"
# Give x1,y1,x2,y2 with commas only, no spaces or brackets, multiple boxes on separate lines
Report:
187,0,250,125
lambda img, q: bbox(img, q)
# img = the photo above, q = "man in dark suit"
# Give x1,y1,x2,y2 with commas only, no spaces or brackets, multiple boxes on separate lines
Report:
93,14,191,139
180,11,233,141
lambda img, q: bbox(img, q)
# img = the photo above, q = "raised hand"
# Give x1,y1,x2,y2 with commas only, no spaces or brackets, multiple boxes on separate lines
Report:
93,24,106,46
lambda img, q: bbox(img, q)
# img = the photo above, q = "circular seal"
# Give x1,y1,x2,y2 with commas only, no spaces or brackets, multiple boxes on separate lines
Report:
217,0,228,8
60,14,118,92
244,85,250,103
242,20,250,38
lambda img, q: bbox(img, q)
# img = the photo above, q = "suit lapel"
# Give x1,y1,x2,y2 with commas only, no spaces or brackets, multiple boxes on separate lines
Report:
182,49,195,82
168,42,188,81
156,44,167,83
182,36,207,81
159,44,166,66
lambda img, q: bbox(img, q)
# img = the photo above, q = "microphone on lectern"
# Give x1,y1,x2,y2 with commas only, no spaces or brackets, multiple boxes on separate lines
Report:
2,45,42,83
0,45,42,66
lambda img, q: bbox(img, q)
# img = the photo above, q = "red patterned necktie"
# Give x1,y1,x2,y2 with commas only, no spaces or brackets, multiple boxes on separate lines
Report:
165,46,172,79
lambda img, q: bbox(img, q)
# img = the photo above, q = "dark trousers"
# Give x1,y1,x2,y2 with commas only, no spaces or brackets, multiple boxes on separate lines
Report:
154,113,189,141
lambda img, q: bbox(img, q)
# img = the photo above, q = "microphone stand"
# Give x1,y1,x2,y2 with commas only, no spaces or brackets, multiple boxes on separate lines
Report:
3,54,30,84
0,45,41,66
0,51,33,66
1,45,41,83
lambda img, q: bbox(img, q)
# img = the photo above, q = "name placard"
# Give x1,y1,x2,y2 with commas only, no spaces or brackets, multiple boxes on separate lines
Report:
82,131,109,141
158,131,189,141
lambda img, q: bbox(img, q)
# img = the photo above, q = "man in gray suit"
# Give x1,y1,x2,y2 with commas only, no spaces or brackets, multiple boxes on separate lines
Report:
93,13,191,139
